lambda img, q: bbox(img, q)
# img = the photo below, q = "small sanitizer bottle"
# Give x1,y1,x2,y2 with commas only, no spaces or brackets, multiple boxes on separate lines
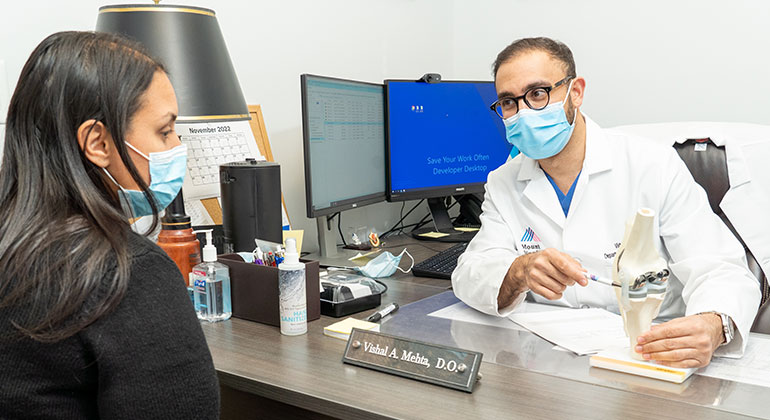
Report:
193,230,232,322
278,238,307,335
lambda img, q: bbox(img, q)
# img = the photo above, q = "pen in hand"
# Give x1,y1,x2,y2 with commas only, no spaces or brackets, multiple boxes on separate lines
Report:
366,302,399,322
583,272,620,288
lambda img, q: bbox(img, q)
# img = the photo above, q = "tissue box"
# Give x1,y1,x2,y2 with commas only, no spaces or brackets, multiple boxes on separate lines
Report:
218,254,320,326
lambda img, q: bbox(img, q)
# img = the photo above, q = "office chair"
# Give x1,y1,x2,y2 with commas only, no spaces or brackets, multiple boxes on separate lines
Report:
673,139,770,334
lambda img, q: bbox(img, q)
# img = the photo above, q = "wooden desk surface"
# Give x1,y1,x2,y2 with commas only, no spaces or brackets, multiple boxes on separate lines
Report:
202,236,757,420
203,313,750,419
202,238,760,419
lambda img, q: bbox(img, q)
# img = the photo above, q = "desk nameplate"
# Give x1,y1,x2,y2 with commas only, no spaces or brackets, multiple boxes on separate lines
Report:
342,328,483,393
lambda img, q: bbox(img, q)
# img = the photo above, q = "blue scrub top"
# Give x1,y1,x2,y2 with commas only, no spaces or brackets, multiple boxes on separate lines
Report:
544,170,582,217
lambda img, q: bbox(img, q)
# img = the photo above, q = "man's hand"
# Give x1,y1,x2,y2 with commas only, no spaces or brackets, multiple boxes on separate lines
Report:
498,248,587,308
635,313,725,368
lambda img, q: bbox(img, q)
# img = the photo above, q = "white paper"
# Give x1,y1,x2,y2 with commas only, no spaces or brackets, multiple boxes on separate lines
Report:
428,300,565,331
428,302,525,331
184,199,215,226
177,120,265,200
508,307,629,355
697,333,770,388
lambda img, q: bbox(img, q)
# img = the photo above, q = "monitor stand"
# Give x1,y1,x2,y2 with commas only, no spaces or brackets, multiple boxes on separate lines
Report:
411,197,477,243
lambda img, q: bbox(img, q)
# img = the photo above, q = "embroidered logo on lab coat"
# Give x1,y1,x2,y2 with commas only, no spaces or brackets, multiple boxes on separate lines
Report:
521,227,540,242
520,227,542,254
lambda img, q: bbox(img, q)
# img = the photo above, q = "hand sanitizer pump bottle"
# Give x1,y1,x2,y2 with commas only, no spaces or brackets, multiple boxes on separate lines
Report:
278,238,307,335
193,230,232,322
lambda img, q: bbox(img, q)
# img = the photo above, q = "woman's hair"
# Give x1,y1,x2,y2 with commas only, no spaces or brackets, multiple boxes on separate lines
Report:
0,31,166,342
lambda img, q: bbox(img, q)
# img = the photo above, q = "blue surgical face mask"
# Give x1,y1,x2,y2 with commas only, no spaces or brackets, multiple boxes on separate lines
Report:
503,80,577,160
353,249,414,278
103,142,187,217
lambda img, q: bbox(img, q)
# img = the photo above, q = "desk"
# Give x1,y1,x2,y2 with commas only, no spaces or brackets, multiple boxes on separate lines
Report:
201,235,768,419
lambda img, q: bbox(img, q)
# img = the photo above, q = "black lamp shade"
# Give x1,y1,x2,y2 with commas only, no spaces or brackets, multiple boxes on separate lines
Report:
96,4,249,122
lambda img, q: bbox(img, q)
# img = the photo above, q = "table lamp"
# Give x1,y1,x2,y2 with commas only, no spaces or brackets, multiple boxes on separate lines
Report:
95,2,249,123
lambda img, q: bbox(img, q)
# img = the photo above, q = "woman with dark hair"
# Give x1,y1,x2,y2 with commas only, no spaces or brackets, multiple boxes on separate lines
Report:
0,31,219,418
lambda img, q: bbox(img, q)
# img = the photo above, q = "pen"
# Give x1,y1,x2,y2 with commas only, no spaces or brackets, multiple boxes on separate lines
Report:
583,272,620,288
366,302,400,322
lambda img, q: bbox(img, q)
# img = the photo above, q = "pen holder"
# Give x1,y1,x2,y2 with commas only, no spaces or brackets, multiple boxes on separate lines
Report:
219,254,320,327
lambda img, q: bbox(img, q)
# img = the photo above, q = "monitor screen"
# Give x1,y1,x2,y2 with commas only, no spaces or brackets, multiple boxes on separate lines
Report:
301,74,386,218
386,80,510,201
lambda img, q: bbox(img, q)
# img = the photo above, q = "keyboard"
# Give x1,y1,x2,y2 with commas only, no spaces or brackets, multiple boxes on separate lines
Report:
412,242,468,280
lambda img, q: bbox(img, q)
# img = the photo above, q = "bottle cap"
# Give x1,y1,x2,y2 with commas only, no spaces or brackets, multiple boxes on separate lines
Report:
284,238,300,265
160,213,192,230
194,229,217,262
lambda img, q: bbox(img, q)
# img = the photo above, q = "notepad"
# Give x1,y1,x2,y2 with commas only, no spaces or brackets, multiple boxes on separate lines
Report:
323,317,380,341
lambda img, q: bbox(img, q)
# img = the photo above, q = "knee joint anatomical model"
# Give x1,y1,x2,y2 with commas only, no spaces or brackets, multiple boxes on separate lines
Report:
612,208,670,360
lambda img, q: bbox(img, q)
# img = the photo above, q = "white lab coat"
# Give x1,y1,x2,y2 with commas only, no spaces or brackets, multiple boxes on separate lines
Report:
452,115,762,356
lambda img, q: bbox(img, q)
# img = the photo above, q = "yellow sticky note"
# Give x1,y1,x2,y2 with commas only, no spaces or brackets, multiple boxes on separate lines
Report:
283,230,304,254
419,231,451,239
324,317,380,340
348,248,383,264
454,227,480,232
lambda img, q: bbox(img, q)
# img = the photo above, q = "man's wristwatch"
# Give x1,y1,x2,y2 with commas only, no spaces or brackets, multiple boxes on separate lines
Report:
699,311,735,346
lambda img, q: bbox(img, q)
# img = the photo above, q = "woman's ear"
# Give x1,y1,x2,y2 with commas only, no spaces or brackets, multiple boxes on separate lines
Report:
77,119,112,168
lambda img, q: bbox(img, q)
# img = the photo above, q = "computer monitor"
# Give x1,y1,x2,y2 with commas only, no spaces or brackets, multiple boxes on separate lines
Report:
385,80,511,240
301,74,386,255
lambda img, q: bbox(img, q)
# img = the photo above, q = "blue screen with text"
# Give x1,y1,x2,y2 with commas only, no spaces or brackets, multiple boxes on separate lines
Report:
387,81,510,195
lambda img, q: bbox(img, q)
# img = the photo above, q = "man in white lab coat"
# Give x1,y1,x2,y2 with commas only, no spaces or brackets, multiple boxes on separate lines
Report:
452,37,761,368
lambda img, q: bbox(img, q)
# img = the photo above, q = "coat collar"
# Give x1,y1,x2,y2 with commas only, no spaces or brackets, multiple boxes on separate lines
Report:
515,113,612,228
668,126,751,188
607,121,757,188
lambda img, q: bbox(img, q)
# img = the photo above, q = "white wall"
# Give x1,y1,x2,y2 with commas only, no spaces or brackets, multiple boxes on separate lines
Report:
203,0,455,249
451,0,770,127
0,0,453,251
3,1,770,251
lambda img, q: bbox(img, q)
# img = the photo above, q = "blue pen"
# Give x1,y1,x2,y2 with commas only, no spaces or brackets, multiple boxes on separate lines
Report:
274,246,285,265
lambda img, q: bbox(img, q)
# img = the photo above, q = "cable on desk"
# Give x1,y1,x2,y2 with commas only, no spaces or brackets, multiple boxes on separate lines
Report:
334,212,347,246
397,201,406,233
381,199,424,239
411,213,433,232
374,279,388,294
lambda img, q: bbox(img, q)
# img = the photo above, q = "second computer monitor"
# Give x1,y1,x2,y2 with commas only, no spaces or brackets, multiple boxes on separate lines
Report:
386,80,511,237
301,74,386,219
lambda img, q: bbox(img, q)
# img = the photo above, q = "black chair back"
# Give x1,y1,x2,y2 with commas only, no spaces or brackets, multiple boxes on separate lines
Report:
673,138,769,333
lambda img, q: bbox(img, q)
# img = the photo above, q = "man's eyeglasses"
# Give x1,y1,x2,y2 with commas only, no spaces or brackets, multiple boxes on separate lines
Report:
489,76,572,119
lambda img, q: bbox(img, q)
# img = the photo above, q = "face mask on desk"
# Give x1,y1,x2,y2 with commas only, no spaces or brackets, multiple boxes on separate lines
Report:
353,249,414,278
503,80,576,160
103,143,187,217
